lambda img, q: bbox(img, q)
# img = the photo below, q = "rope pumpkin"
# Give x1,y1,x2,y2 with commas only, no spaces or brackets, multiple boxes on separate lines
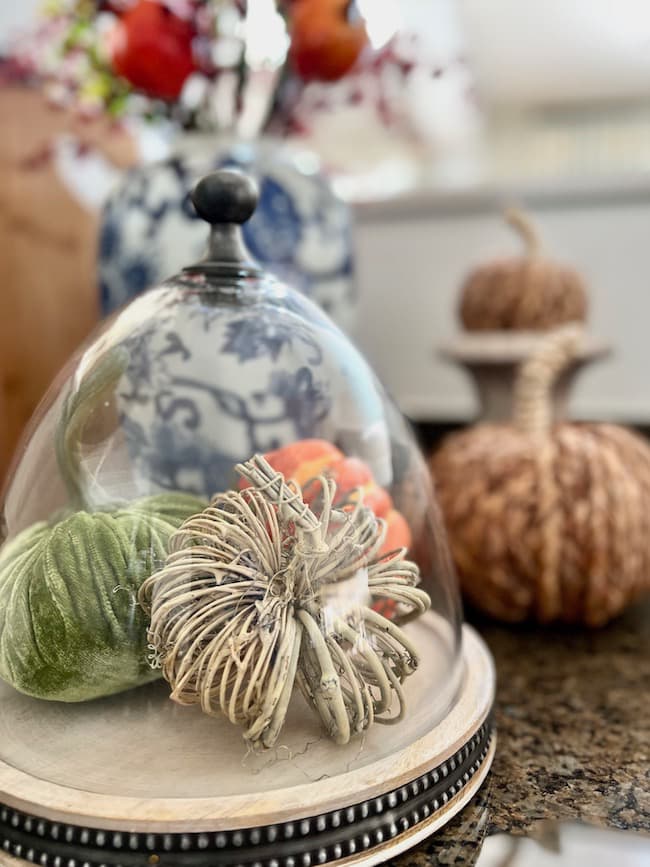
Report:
459,210,588,331
431,326,650,626
0,350,205,701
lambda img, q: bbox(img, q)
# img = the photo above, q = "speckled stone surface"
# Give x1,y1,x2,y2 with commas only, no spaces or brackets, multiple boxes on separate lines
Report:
389,598,650,866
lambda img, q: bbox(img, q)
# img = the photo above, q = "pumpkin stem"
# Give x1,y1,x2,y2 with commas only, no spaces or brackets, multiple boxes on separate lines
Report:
512,325,583,437
505,207,542,257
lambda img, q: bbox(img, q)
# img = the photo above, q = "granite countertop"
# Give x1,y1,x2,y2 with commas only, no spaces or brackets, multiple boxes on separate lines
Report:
391,598,650,865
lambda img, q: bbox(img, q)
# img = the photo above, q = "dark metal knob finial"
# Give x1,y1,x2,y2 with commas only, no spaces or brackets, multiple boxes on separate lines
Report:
186,169,261,276
191,170,258,226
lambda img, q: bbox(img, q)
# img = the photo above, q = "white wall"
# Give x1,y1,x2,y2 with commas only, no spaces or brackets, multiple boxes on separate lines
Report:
353,184,650,424
459,0,650,106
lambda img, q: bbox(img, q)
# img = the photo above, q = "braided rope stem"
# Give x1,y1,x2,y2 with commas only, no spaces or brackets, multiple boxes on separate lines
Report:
510,326,583,619
512,325,584,438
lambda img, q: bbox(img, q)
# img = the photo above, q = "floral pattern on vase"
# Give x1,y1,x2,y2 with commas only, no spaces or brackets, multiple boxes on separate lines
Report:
98,139,356,332
105,279,386,504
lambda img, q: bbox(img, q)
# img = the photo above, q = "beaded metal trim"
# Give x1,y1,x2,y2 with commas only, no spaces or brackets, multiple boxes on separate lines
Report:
0,716,493,867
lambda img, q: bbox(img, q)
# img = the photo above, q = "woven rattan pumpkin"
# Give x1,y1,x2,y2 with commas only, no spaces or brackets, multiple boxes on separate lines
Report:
431,326,650,626
459,210,588,331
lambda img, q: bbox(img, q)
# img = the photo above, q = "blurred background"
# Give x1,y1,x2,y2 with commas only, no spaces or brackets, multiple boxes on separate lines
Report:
2,0,650,482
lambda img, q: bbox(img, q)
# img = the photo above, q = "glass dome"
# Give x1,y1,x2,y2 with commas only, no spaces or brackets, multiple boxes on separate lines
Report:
0,171,462,806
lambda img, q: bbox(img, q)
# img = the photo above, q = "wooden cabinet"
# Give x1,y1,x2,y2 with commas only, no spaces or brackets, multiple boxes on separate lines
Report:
0,86,136,482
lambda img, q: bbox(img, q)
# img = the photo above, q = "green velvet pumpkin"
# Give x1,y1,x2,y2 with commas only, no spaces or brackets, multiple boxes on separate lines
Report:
0,493,204,701
0,349,205,702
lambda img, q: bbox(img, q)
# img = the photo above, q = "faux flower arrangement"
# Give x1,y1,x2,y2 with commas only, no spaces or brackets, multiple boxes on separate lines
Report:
4,0,371,126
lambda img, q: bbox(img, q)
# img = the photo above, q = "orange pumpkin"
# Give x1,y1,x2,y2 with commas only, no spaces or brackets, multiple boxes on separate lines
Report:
249,440,411,553
382,509,412,554
350,482,393,519
262,439,342,481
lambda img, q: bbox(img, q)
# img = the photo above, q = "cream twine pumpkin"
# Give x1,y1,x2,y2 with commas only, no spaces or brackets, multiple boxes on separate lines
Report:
431,326,650,626
141,455,430,748
459,210,588,331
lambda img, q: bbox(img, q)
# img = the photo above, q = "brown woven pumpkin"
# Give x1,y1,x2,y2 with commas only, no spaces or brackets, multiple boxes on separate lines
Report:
431,326,650,626
459,210,588,331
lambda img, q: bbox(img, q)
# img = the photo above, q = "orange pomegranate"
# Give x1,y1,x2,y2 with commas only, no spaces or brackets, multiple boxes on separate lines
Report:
288,0,368,82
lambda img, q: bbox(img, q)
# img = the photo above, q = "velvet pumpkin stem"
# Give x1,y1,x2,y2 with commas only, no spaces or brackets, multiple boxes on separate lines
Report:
505,207,542,257
55,349,130,511
512,325,583,437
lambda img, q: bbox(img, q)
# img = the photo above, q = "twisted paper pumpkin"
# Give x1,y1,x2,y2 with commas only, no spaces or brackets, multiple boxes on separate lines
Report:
140,455,430,748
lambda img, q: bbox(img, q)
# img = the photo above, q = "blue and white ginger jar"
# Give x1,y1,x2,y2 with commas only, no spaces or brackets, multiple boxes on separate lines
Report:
98,137,356,333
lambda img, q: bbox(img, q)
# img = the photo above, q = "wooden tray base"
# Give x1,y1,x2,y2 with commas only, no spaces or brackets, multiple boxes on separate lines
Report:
0,625,495,867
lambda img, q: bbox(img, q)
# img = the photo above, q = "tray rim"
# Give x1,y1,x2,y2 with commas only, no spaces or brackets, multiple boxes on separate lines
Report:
336,734,496,867
0,624,494,833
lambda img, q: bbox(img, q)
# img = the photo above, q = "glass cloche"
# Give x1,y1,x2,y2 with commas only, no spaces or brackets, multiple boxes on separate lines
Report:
0,171,493,867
